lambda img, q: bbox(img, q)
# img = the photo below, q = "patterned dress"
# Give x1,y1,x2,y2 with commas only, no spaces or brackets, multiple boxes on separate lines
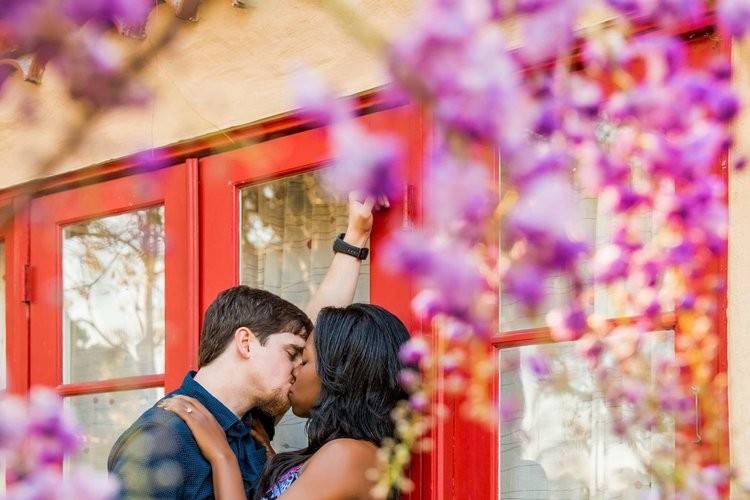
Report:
261,463,305,500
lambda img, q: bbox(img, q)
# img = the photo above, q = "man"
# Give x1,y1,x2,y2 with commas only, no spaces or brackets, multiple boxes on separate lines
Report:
108,193,377,499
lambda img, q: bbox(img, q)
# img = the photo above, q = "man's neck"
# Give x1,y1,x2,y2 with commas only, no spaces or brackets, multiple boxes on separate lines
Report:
193,364,256,417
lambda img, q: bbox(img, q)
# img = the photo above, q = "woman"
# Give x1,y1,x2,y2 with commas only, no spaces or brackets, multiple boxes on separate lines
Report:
160,303,410,500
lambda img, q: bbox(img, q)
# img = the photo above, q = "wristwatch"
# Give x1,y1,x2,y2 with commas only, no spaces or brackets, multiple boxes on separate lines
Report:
333,233,369,260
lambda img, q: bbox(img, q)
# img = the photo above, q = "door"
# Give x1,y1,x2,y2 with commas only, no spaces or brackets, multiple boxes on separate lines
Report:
28,165,194,472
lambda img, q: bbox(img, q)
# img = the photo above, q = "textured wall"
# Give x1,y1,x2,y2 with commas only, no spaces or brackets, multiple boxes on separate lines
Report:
729,39,750,498
0,0,415,189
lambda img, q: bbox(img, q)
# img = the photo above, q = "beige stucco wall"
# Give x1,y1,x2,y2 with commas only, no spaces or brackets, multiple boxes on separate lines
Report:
0,0,415,189
729,39,750,498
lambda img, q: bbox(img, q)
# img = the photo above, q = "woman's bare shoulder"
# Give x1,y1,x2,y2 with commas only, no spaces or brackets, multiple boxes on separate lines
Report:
315,438,378,461
285,439,378,498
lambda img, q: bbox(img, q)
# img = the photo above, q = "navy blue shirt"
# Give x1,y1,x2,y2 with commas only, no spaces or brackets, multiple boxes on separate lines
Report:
108,372,271,499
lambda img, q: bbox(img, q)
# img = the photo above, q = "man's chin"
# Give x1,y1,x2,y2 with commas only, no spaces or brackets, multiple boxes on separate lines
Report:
259,398,291,420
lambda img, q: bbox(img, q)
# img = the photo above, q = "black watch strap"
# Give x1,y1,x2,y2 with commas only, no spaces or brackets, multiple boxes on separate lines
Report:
333,233,369,260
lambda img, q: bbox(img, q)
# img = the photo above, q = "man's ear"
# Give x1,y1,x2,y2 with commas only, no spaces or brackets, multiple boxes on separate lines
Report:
234,327,257,359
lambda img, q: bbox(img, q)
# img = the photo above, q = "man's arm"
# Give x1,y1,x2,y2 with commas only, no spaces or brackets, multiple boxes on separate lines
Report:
303,193,381,323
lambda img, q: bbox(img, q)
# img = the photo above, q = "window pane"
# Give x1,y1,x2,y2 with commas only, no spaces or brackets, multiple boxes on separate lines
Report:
65,388,163,472
498,331,675,499
63,207,165,383
240,171,370,305
239,171,370,452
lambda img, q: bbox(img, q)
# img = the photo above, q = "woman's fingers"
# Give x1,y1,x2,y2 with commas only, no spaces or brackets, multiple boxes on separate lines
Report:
158,395,209,423
249,428,264,443
158,397,193,421
362,196,375,214
172,395,211,416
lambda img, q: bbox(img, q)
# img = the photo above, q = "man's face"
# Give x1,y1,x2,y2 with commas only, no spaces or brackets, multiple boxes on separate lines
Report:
247,331,306,417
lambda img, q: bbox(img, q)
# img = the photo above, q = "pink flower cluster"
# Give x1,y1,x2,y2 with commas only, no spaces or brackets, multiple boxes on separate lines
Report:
289,67,405,201
0,388,118,500
0,0,154,106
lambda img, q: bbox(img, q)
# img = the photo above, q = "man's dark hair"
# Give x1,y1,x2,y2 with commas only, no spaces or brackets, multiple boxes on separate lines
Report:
198,286,313,367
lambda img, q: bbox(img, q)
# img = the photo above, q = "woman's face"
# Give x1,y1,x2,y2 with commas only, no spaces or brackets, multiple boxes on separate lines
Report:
288,333,321,418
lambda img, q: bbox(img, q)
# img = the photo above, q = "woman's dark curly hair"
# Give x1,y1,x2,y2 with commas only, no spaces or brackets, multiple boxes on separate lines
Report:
254,303,410,499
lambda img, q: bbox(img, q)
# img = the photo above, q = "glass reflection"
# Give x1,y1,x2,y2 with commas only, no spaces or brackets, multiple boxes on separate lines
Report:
65,388,163,472
499,331,675,499
62,207,165,383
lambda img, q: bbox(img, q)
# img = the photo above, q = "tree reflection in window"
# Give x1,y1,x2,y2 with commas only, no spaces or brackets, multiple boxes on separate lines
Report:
62,207,165,383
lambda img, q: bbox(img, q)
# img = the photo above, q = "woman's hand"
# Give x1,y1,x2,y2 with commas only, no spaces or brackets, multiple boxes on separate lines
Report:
250,418,276,460
158,395,234,464
345,192,388,247
159,395,247,500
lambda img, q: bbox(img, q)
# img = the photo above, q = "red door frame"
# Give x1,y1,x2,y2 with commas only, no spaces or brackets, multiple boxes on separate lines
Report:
27,164,196,396
0,201,28,396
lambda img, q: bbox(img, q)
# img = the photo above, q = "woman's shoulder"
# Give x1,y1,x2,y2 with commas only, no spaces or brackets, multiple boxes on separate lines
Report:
316,438,378,460
306,439,378,472
296,439,378,495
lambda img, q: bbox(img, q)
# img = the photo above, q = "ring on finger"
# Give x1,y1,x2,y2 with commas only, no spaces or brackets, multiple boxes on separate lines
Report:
185,406,193,414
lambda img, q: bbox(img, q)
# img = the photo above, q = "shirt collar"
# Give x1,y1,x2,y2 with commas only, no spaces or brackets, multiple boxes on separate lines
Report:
178,371,250,433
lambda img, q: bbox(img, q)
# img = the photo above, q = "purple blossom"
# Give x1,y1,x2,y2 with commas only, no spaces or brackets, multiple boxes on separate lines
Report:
289,65,349,126
517,0,580,64
719,0,750,38
526,353,552,380
499,395,520,422
63,0,153,29
502,264,546,309
546,304,588,341
385,231,486,322
399,337,431,367
398,369,422,391
426,151,497,239
56,33,151,108
409,392,430,412
324,124,404,201
391,5,530,144
27,388,82,465
593,244,630,284
621,378,647,405
0,396,28,451
604,0,704,27
647,123,729,181
506,173,589,272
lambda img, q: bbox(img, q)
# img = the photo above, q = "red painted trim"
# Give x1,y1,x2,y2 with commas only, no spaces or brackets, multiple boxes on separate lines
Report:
56,374,164,397
7,198,29,395
492,312,679,347
163,163,195,392
186,159,201,375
